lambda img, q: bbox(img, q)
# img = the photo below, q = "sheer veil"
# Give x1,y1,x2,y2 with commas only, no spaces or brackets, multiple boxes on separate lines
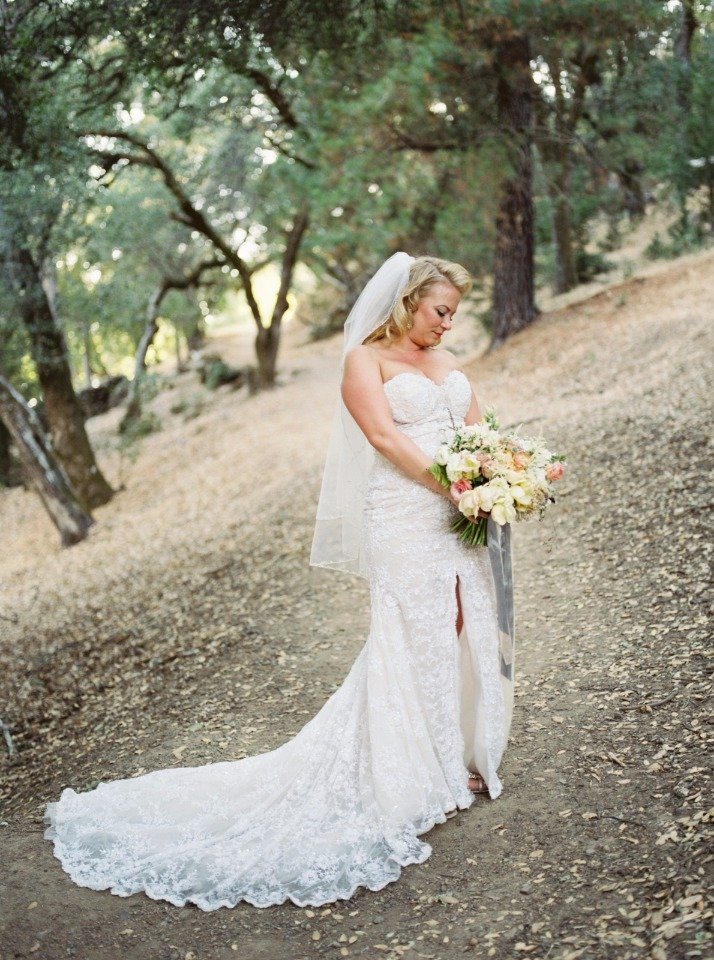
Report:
309,251,415,578
308,251,516,732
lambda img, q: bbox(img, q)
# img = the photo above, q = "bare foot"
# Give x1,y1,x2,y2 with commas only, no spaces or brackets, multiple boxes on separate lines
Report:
468,771,488,794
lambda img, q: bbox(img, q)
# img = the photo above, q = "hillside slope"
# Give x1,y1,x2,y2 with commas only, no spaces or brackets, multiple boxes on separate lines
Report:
1,247,712,960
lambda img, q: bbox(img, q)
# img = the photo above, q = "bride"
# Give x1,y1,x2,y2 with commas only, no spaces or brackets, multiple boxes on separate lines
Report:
43,252,515,910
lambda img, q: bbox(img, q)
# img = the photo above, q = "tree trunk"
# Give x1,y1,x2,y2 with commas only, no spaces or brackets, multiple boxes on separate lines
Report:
534,43,599,296
0,417,14,486
253,207,309,387
121,266,221,425
550,177,578,294
186,316,206,353
11,243,114,509
82,317,93,389
674,0,697,231
0,376,94,546
174,325,186,373
617,159,646,221
134,290,163,375
254,325,280,387
120,285,163,431
490,34,537,347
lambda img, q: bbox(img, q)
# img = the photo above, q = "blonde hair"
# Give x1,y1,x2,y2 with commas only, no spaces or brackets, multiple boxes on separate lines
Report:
362,255,472,347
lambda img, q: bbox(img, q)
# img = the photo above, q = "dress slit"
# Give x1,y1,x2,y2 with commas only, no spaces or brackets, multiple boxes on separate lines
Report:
455,572,464,637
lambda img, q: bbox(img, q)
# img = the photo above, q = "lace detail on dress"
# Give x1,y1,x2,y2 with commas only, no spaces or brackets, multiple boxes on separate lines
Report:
43,369,509,911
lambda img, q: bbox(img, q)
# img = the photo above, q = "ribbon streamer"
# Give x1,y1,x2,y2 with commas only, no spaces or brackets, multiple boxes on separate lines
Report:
487,516,515,684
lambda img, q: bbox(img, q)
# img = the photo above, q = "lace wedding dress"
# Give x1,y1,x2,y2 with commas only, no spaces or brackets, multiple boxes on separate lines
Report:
43,368,514,910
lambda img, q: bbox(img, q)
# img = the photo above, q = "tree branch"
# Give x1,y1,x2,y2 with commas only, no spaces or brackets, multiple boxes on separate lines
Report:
243,66,303,131
77,127,265,328
269,205,309,330
264,131,318,169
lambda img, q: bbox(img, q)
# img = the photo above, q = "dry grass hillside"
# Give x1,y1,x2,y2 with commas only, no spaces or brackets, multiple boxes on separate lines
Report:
2,241,710,614
0,242,712,960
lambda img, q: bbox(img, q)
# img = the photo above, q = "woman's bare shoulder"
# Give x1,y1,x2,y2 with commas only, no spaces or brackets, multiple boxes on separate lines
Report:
344,343,382,367
343,344,386,382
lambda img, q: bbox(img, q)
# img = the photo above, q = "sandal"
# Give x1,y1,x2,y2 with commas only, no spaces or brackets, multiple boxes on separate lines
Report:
468,770,488,794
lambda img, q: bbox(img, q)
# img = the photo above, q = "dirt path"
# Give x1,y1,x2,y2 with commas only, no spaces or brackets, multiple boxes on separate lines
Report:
1,250,712,960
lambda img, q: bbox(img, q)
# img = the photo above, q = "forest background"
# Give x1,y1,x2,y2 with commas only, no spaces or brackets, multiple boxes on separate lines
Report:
0,0,712,528
0,2,712,959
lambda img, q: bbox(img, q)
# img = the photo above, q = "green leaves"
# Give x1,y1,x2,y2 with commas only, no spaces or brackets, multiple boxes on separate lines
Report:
483,405,500,430
427,462,449,488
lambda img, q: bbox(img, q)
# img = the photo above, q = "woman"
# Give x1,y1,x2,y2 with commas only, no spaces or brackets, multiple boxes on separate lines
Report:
44,252,515,910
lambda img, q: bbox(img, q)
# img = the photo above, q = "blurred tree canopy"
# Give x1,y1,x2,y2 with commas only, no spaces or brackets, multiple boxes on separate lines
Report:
0,0,712,505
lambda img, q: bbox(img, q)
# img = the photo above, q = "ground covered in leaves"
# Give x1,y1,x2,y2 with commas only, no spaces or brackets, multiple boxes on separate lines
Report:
0,247,712,960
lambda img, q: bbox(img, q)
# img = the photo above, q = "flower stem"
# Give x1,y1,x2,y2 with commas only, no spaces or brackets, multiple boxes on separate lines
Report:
450,514,488,546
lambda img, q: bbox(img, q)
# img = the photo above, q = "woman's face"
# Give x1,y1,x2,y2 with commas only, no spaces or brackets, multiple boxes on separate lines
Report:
408,282,461,348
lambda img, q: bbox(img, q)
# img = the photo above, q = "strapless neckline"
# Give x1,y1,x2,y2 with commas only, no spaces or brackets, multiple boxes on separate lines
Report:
382,368,466,391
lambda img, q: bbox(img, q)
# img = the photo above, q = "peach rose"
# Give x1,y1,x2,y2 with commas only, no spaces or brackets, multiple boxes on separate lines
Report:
450,478,471,498
478,456,496,479
545,462,565,482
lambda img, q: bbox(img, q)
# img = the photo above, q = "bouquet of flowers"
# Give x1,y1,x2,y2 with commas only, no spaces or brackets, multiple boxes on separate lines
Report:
427,407,566,546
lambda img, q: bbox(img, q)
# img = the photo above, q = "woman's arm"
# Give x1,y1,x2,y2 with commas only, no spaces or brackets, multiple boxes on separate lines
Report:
463,383,482,427
341,346,452,500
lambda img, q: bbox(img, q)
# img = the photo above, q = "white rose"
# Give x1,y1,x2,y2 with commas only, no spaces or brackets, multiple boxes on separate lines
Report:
458,489,481,518
461,451,483,475
476,482,497,512
434,443,450,466
446,452,467,481
511,481,534,506
491,498,517,525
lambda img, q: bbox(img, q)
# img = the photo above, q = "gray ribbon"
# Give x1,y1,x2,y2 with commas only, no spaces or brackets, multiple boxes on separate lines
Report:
487,517,515,681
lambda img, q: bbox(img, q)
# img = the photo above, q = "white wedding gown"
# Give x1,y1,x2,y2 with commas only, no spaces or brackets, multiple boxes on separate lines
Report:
43,369,514,910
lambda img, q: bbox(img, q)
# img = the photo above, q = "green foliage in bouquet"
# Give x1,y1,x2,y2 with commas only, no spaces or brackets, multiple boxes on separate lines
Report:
426,460,450,489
